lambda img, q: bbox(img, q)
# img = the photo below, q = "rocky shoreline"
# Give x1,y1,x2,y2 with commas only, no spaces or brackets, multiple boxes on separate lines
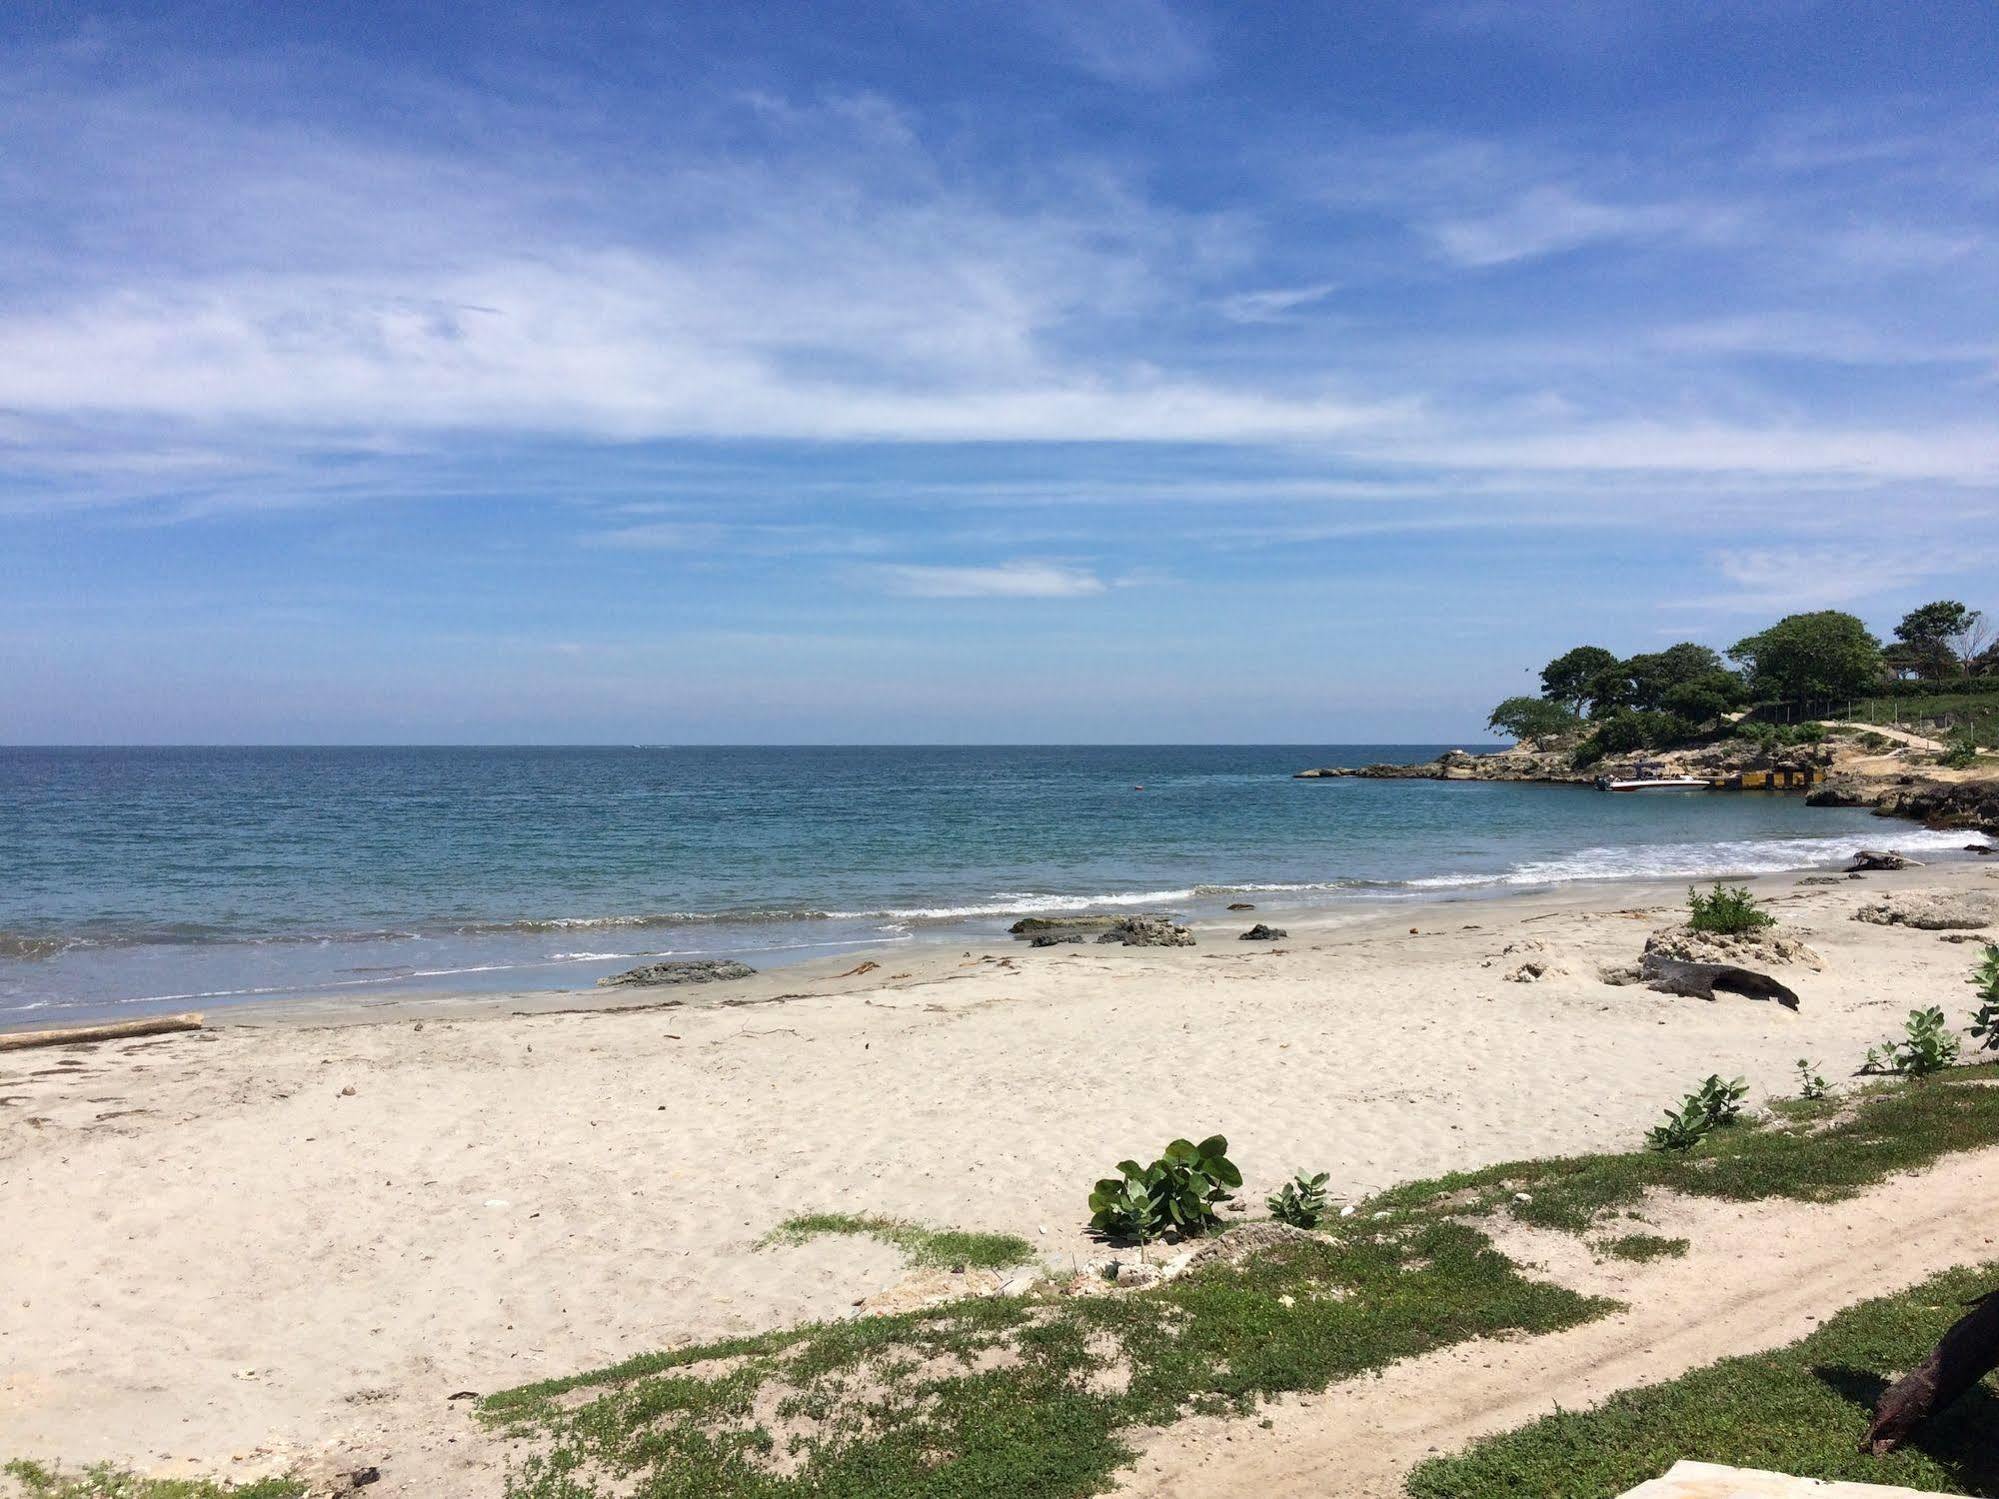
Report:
1295,741,1999,836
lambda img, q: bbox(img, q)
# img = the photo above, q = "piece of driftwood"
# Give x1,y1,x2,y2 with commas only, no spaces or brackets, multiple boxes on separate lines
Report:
1863,1287,1999,1454
1847,849,1920,872
1639,955,1800,1010
0,1012,204,1053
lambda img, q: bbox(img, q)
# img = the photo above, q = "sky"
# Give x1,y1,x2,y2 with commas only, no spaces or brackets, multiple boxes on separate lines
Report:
3,0,1997,744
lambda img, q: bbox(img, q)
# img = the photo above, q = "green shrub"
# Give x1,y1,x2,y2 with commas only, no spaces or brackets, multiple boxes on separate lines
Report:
1088,1134,1242,1242
1794,1058,1828,1100
1645,1073,1748,1152
1644,1099,1711,1154
1266,1170,1331,1228
1863,1006,1961,1077
1685,882,1774,936
1970,943,1999,1053
1692,1073,1749,1126
1939,725,1978,768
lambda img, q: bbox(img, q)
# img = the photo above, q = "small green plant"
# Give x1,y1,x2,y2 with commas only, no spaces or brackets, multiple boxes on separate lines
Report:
1970,943,1999,1053
1939,726,1979,769
1685,882,1774,936
1645,1073,1748,1153
1266,1170,1331,1228
1644,1099,1712,1153
1794,1058,1828,1100
760,1213,1035,1270
1089,1134,1242,1243
1863,1006,1961,1077
1691,1073,1749,1126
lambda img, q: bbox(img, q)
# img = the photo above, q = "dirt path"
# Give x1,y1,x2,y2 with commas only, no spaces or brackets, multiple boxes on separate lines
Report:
1114,1146,1999,1499
1822,721,1948,752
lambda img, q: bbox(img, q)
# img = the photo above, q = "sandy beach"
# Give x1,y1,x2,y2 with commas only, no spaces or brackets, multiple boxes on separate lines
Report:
4,856,1996,1495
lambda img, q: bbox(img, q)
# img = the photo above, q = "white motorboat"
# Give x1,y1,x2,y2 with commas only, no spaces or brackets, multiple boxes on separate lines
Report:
1596,775,1712,791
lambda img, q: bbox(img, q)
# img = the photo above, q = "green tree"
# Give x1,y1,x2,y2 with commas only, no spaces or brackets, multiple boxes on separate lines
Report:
1659,671,1743,728
1728,611,1883,703
1895,600,1978,679
1538,646,1620,712
1625,643,1731,711
1486,695,1583,744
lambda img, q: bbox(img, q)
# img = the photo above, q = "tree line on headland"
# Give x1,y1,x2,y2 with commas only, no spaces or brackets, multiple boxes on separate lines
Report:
1489,601,1996,765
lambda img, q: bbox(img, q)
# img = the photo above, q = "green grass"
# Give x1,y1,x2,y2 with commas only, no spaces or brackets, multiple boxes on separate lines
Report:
1597,1233,1688,1263
760,1213,1037,1271
484,1222,1610,1498
1367,1061,1999,1236
1,1462,303,1499
1407,1260,1999,1497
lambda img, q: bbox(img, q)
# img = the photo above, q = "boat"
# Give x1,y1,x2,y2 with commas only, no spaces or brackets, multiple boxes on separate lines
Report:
1595,762,1713,792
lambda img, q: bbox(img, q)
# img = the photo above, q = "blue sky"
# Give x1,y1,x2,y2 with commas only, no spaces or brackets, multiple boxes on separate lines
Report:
3,1,1996,743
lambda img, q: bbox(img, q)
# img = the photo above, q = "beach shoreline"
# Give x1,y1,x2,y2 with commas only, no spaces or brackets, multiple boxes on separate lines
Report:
4,858,1997,1494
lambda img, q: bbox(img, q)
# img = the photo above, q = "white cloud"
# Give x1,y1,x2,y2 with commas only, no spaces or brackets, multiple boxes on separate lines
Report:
1698,541,1999,613
1218,282,1338,323
1013,0,1208,86
876,560,1110,598
1429,185,1740,267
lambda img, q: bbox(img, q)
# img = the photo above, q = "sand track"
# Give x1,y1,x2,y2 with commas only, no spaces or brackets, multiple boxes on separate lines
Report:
1116,1147,1999,1499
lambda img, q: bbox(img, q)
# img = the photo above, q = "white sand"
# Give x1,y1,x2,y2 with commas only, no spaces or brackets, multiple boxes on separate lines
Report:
2,860,1994,1495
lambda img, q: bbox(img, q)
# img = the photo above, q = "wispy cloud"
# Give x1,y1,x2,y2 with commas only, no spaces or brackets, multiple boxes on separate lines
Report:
1012,0,1209,86
1429,185,1741,267
875,560,1110,599
1218,282,1338,324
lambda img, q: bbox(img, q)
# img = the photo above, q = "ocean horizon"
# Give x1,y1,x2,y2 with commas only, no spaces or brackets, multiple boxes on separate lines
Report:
0,743,1970,1024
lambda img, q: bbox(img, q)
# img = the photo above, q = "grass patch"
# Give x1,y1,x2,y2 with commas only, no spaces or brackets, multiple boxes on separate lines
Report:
760,1213,1036,1271
1,1461,303,1499
1369,1061,1999,1236
485,1221,1610,1498
1407,1259,1999,1497
1597,1233,1688,1263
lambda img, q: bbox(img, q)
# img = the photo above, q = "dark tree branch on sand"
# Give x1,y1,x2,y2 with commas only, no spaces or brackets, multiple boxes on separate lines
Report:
1864,1288,1999,1454
1639,955,1801,1009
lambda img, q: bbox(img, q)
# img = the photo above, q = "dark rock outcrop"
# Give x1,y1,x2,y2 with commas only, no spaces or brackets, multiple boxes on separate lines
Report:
598,959,757,988
1029,933,1086,947
1009,915,1126,934
1640,954,1800,1009
1095,915,1195,948
1238,923,1286,941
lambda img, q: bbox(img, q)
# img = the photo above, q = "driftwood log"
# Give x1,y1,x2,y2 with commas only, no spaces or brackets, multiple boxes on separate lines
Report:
1639,955,1800,1010
1864,1287,1999,1454
0,1012,204,1053
1847,849,1920,872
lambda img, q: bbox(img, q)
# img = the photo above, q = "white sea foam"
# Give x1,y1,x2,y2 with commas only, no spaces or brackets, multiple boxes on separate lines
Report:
1407,826,1978,890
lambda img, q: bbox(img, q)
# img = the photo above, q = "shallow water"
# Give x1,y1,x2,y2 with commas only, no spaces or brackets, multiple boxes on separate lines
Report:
0,745,1960,1021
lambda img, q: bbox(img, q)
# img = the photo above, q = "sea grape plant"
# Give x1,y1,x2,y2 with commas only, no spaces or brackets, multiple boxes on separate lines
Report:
1864,1007,1961,1077
1088,1135,1242,1243
1645,1073,1749,1153
1794,1058,1828,1100
1644,1099,1712,1154
1266,1170,1331,1228
1692,1074,1749,1126
1971,943,1999,1053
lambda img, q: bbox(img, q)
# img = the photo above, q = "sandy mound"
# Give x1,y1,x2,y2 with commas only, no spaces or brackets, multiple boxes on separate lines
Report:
1643,924,1823,970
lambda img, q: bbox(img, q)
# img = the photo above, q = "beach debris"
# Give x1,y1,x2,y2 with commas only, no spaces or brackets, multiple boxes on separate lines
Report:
836,960,881,978
1643,924,1823,970
1967,843,1995,855
345,1467,382,1490
1864,1284,1999,1455
1227,902,1256,910
598,958,757,988
1094,915,1195,947
1639,955,1800,1009
1796,875,1846,886
339,1085,357,1097
1030,933,1086,947
1847,849,1921,872
0,1011,204,1053
1853,890,1996,931
1238,923,1287,941
1597,962,1644,986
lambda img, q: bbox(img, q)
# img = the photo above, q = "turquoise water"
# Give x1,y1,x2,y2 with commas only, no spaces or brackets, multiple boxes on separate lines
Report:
0,745,1959,1022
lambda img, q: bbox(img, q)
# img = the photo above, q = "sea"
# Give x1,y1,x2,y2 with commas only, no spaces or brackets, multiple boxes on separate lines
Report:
0,745,1971,1024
